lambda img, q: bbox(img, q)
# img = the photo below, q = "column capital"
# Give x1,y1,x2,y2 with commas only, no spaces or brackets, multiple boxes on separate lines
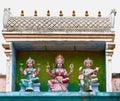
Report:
2,42,12,57
106,42,115,57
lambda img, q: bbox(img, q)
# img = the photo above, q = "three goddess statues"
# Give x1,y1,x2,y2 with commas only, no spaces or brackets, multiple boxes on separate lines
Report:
20,55,99,92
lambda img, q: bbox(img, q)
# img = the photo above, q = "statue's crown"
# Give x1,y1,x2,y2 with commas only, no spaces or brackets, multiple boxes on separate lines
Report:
55,54,64,64
26,57,35,64
84,58,93,65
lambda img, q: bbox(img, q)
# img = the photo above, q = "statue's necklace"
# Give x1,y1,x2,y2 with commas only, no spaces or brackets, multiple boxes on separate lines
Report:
58,68,61,75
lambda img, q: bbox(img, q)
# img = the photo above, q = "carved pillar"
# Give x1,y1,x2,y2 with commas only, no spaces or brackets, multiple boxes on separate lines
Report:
106,55,112,92
106,42,115,92
2,43,12,91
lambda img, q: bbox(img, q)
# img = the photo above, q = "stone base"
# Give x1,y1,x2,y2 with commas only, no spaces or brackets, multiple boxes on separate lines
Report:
0,92,120,101
20,83,40,92
79,83,99,92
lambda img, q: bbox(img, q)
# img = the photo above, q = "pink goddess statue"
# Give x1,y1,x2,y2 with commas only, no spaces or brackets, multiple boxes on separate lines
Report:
46,54,74,92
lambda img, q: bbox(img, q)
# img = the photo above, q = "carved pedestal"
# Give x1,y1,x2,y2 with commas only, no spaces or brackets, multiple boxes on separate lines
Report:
79,83,99,92
20,83,40,92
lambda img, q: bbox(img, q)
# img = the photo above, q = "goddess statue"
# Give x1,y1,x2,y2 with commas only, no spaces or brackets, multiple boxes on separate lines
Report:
78,58,99,92
46,54,74,92
20,57,40,91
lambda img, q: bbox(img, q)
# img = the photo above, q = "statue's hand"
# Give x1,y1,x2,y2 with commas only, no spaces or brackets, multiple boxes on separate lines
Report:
70,69,73,73
78,74,84,80
91,74,97,78
69,64,74,73
95,67,99,72
46,68,49,73
69,64,74,69
22,69,27,76
20,68,23,72
32,74,35,78
46,62,51,73
56,76,63,83
79,66,82,71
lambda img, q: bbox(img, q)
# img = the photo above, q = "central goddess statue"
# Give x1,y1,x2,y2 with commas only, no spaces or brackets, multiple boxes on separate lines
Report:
46,54,74,91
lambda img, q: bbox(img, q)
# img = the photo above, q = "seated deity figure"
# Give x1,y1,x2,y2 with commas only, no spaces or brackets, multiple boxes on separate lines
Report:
46,54,74,92
20,57,40,91
78,58,99,92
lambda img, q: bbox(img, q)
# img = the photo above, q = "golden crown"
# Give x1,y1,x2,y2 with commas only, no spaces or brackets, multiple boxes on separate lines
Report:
83,58,93,66
26,57,35,64
55,54,64,64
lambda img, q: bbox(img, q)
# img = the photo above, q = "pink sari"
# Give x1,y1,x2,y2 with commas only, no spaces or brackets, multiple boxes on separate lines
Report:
48,68,69,91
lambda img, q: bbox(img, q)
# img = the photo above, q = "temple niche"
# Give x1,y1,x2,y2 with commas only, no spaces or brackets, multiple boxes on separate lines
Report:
2,8,116,92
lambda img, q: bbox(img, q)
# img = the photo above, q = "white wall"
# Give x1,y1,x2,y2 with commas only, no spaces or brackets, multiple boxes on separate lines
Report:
0,0,120,74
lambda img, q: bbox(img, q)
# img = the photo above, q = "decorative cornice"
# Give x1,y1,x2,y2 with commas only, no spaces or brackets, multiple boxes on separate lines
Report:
3,8,116,32
5,16,112,32
2,33,115,42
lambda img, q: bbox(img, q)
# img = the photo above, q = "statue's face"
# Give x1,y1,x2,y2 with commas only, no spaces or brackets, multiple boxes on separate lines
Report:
57,63,63,68
85,62,92,68
27,61,33,68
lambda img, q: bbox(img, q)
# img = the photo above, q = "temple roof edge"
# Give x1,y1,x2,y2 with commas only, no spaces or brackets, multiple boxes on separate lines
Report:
2,8,116,32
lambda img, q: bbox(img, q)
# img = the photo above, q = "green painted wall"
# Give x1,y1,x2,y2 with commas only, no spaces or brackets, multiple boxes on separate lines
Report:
16,51,105,91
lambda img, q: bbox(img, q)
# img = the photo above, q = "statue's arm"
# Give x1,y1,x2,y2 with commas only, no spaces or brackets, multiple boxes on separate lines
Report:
22,69,27,76
46,68,55,78
67,70,73,76
91,74,97,78
66,64,74,77
90,67,99,78
93,67,99,75
65,68,73,77
32,69,39,77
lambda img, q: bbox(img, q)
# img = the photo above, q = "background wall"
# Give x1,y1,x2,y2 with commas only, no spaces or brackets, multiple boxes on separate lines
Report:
16,50,105,91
